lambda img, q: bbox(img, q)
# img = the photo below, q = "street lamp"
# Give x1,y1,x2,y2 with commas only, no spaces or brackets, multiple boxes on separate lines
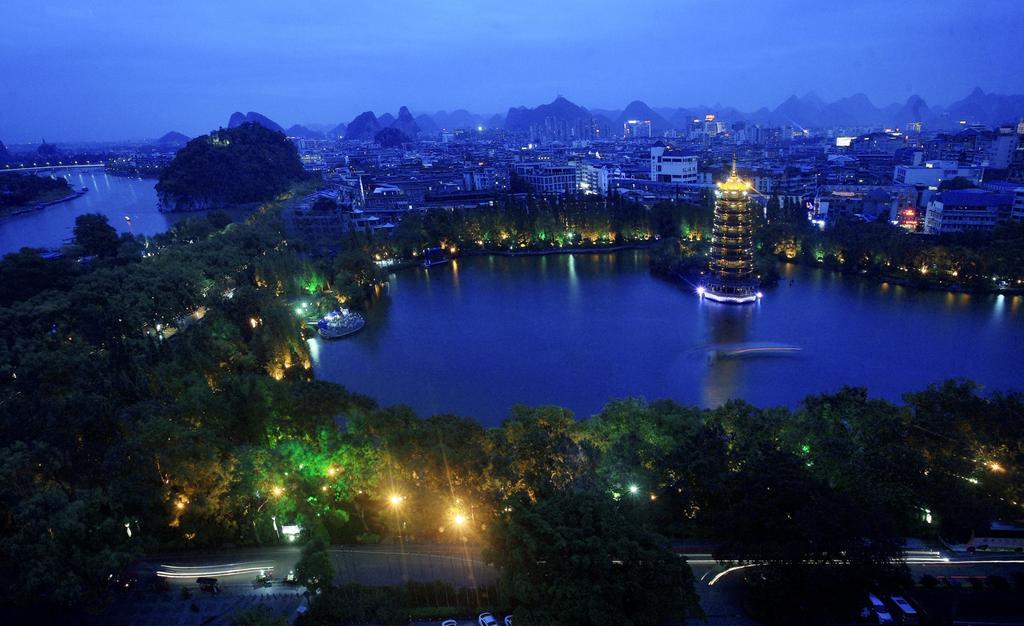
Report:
389,494,403,507
628,484,639,495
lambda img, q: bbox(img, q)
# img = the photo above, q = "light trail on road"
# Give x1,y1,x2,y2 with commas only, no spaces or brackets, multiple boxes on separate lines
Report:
704,552,1024,586
156,562,277,579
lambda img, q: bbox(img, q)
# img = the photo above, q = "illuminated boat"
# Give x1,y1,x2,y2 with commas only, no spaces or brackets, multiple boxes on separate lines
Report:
707,342,801,361
422,246,450,268
317,309,365,339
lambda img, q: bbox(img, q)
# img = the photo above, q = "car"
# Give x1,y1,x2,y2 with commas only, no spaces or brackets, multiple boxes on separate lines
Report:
253,568,273,587
441,621,457,626
284,569,299,586
478,612,499,626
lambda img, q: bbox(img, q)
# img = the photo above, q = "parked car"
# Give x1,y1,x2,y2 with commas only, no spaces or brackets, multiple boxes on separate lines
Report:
253,568,273,587
867,593,893,624
478,612,499,626
441,620,457,626
284,569,299,586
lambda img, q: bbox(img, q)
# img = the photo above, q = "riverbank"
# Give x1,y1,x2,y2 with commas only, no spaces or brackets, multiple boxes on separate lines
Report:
1,187,87,218
780,259,1024,296
463,241,655,258
385,241,657,273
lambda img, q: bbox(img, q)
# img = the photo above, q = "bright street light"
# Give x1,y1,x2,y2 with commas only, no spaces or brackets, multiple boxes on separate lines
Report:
453,513,467,527
628,484,639,495
389,494,403,507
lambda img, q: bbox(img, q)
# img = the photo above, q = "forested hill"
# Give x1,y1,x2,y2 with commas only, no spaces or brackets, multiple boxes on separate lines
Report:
155,122,307,211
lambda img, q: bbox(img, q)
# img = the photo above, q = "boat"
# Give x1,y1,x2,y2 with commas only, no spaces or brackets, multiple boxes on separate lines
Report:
422,246,450,268
316,309,365,339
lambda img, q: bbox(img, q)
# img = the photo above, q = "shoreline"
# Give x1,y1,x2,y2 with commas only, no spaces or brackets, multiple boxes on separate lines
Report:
394,246,1023,297
386,242,656,273
1,187,87,219
777,260,1024,297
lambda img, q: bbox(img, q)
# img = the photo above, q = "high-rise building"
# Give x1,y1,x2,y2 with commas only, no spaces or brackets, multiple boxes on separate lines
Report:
699,161,760,304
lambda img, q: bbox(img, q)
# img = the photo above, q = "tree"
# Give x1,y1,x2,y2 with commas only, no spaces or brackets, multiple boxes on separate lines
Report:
486,489,699,626
231,605,287,626
156,123,307,210
295,538,335,593
73,213,120,257
297,583,403,626
713,447,907,624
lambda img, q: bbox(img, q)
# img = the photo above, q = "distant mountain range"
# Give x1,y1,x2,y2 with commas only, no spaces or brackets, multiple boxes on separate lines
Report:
227,111,285,134
156,131,190,146
191,88,1024,146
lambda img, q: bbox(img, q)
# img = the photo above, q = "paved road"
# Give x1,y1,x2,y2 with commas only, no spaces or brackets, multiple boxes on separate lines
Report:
132,543,495,591
113,544,1023,626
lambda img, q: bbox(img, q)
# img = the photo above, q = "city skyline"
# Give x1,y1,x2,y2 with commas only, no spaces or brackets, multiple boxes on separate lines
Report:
3,0,1024,142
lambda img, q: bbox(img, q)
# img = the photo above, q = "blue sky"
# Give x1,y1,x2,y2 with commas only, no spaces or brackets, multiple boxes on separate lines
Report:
2,0,1023,142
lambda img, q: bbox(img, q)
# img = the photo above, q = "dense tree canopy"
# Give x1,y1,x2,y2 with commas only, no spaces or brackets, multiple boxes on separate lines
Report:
486,489,700,626
156,122,307,210
1,178,1021,624
0,172,71,210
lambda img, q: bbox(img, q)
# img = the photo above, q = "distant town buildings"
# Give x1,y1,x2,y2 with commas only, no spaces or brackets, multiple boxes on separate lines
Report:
893,160,984,187
924,189,1014,234
123,99,1019,252
514,163,577,194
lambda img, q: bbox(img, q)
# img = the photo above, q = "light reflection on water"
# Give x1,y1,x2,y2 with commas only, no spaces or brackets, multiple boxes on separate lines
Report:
0,170,245,254
313,251,1024,425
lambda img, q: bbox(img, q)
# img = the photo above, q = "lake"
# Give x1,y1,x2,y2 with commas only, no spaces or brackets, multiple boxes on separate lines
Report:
5,171,1021,426
311,252,1024,426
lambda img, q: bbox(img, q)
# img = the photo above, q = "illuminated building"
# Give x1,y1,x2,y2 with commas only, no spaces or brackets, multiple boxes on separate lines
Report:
650,146,699,183
700,159,760,304
897,207,919,231
893,160,983,187
623,119,652,138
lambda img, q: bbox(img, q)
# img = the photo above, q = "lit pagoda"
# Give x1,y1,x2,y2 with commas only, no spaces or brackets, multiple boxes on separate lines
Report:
698,158,761,303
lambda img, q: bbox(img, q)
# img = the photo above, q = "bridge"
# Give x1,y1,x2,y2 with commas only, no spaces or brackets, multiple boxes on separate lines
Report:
2,162,105,174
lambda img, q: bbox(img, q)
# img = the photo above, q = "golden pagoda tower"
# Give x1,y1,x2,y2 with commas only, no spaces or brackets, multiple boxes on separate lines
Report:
698,158,761,303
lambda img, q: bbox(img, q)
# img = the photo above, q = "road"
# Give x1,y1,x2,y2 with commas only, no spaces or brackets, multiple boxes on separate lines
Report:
134,543,1024,596
111,545,1023,626
130,542,496,592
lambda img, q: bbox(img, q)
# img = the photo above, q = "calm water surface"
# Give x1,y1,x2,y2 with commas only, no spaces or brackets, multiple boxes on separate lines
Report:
0,169,203,254
311,252,1024,425
6,173,1020,425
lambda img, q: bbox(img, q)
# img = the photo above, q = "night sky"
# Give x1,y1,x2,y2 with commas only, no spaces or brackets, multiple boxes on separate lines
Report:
2,0,1023,142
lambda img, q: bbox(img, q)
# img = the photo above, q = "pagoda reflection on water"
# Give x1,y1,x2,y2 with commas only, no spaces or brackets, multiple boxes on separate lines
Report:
698,158,762,304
